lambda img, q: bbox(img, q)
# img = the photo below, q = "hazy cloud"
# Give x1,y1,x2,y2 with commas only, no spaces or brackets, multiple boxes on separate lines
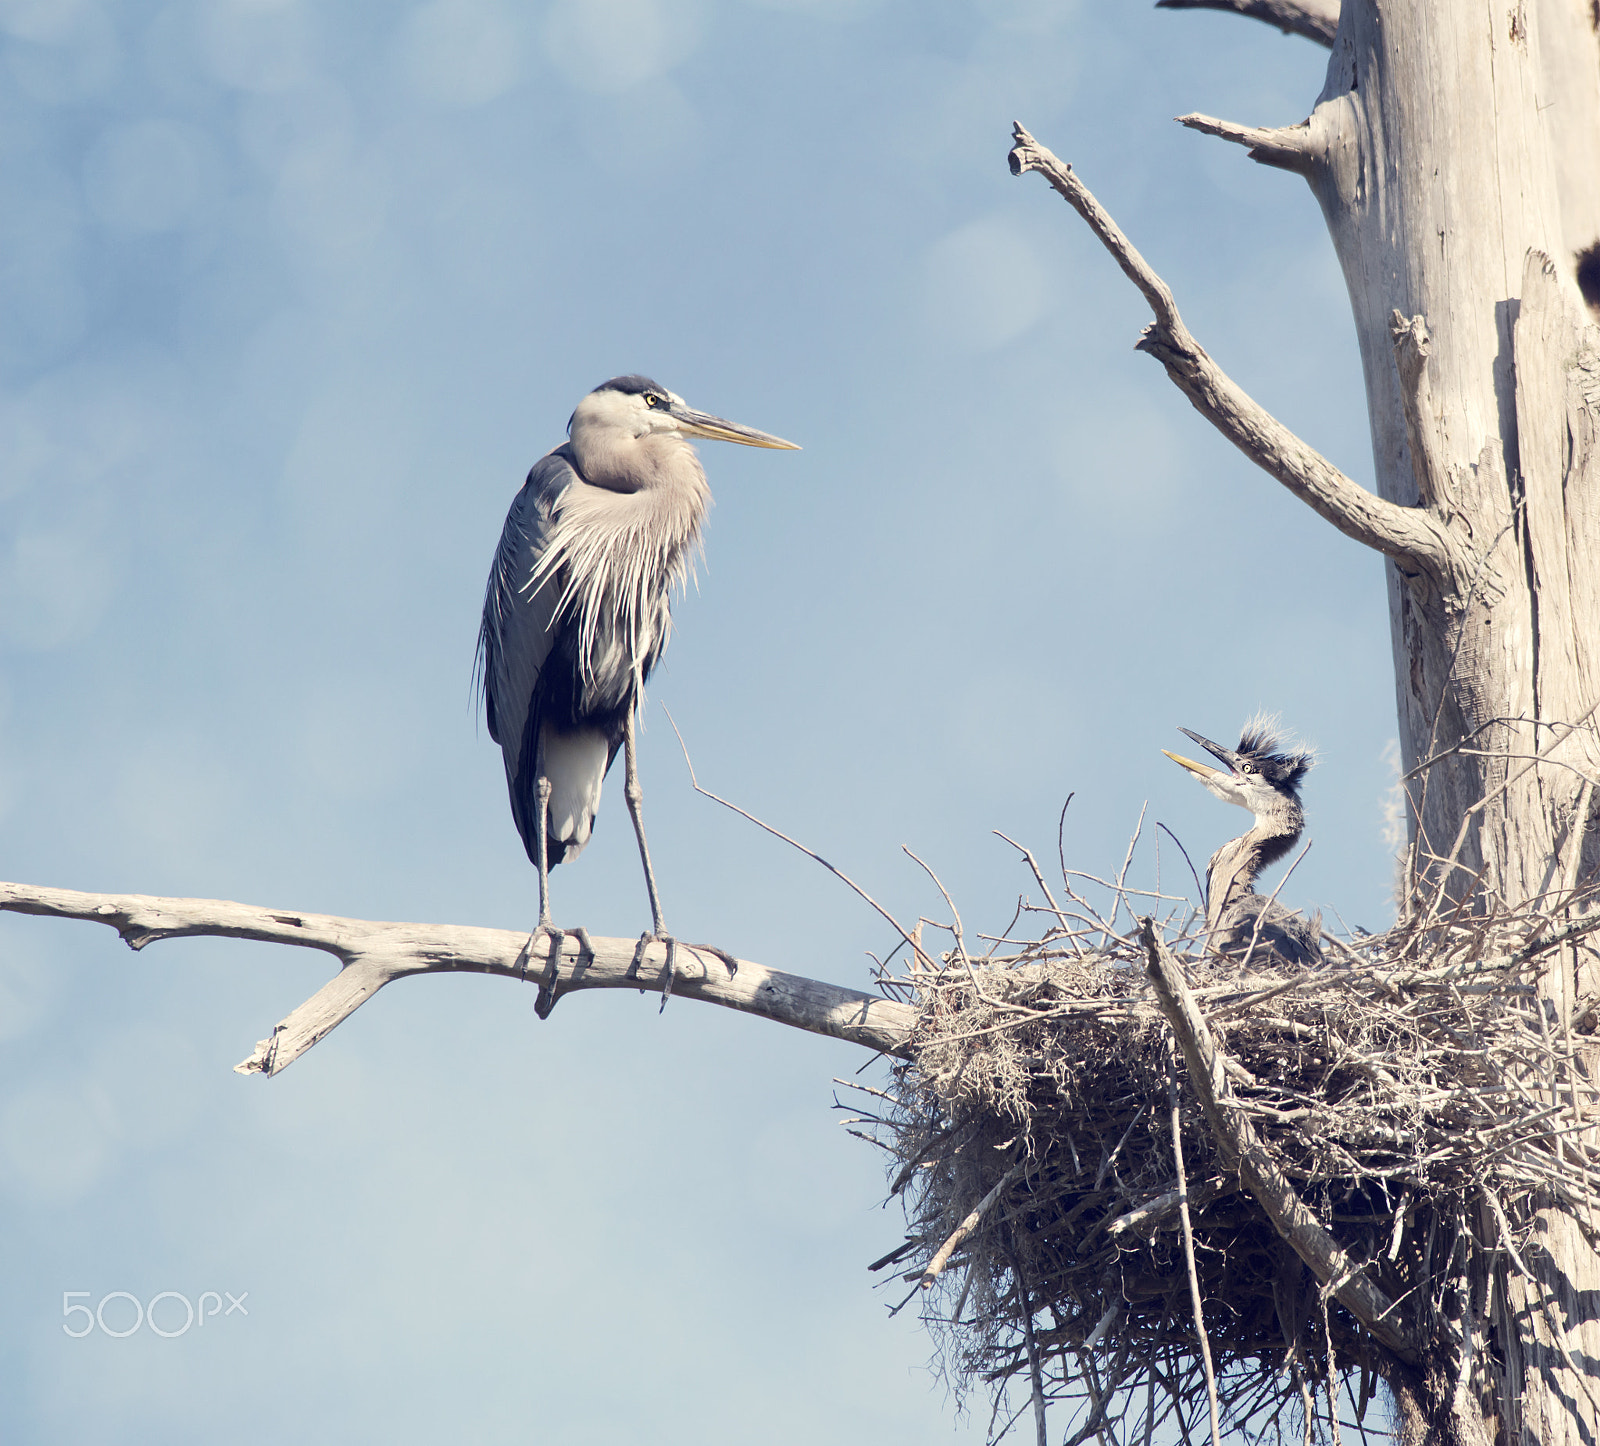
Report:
394,0,526,108
2,0,119,103
197,0,314,94
920,214,1054,352
0,529,115,650
541,0,702,94
82,119,210,235
0,1080,114,1203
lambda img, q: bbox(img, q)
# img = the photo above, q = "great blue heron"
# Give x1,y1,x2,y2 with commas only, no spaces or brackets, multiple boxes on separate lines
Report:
478,375,798,997
1163,722,1321,967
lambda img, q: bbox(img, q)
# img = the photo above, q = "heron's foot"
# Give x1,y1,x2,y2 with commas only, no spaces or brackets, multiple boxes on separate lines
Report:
631,931,680,1012
527,923,595,1020
630,933,740,1012
683,941,739,977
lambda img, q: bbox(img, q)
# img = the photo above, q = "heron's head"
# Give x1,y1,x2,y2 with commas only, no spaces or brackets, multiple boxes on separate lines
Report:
1163,720,1313,817
567,375,798,491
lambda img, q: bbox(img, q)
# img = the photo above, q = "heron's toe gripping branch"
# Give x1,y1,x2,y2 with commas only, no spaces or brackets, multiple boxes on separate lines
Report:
527,924,595,1020
629,934,740,1013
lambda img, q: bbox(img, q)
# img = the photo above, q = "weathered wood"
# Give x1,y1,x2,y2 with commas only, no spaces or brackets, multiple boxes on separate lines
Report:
1155,0,1339,47
1140,919,1422,1365
0,881,917,1074
1006,123,1463,585
1028,2,1600,1438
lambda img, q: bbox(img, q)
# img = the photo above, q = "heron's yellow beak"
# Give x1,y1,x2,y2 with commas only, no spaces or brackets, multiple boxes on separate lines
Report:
671,407,800,450
1162,749,1224,782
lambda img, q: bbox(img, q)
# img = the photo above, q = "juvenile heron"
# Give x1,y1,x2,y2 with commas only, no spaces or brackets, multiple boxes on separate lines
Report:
478,375,798,993
1163,722,1321,968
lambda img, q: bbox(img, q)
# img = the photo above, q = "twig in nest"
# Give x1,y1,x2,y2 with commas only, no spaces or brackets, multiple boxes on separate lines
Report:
1010,1253,1050,1446
995,828,1077,943
1157,821,1208,915
1109,803,1150,940
1168,1052,1222,1446
921,1162,1025,1290
903,848,976,977
1321,1295,1341,1446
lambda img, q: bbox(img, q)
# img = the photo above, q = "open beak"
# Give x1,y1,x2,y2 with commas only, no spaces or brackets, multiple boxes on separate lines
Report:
669,405,800,450
1162,749,1224,783
1162,728,1239,783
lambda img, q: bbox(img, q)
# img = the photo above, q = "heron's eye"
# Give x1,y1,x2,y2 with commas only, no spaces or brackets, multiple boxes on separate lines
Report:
645,394,662,408
1241,762,1256,774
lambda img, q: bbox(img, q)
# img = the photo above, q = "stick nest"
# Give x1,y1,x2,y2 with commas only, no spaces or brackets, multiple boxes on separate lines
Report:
852,878,1600,1446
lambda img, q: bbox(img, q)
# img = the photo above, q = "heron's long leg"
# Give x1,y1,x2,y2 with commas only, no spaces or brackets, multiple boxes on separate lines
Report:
529,773,564,1016
535,774,554,927
619,712,739,1002
622,708,668,938
623,708,687,1005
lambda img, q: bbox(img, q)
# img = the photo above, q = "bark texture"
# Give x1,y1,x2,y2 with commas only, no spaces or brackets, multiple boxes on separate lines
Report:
1185,4,1600,1443
1019,2,1600,1440
1294,2,1600,913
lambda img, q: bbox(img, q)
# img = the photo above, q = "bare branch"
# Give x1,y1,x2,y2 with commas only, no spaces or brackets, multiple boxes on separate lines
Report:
1138,917,1422,1364
0,881,917,1074
1006,124,1463,586
1155,0,1338,47
1176,113,1313,173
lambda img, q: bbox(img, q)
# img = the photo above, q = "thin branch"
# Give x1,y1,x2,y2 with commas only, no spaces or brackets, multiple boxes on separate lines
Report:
1156,821,1207,914
1012,1258,1051,1446
661,705,936,971
1169,1052,1223,1446
1007,123,1463,585
0,881,917,1074
1155,0,1338,47
994,829,1073,934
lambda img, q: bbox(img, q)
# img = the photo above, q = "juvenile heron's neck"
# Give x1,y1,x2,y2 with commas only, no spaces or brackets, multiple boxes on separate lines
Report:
1204,804,1304,934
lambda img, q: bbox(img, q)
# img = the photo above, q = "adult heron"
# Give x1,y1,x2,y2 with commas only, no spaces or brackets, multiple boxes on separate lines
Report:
478,375,798,995
1163,721,1321,968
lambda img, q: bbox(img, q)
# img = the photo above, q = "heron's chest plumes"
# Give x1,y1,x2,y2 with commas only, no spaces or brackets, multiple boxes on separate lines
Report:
532,466,710,711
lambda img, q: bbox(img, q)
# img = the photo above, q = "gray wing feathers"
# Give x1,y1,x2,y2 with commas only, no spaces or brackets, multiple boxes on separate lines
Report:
478,451,572,771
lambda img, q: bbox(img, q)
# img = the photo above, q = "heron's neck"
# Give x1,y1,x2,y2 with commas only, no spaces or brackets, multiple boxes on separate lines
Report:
1204,804,1303,933
570,424,698,493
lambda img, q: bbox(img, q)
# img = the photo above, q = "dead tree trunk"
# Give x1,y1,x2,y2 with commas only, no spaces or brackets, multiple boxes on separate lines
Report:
1220,10,1600,1446
1310,13,1600,1446
3,7,1596,1444
1022,2,1600,1443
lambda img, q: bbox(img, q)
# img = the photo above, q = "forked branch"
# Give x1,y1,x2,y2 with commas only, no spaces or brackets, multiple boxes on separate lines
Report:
0,881,916,1075
1007,123,1463,587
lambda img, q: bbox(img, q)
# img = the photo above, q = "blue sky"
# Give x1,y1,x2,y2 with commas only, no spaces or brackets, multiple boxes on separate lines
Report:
0,2,1398,1441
